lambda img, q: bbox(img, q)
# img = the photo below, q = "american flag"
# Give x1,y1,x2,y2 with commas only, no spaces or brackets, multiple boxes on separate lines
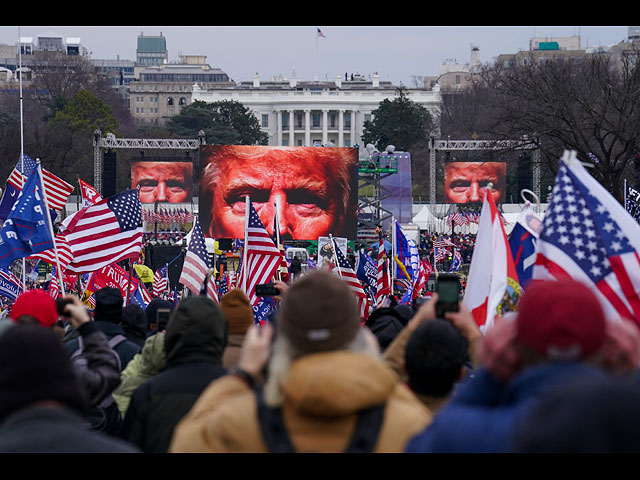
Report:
8,154,73,211
153,264,169,297
433,236,455,248
533,151,640,324
331,237,370,320
376,230,391,303
62,189,143,274
434,247,448,263
450,211,469,227
205,274,219,303
412,260,428,299
239,200,282,307
29,234,74,274
48,265,59,299
219,273,229,297
178,218,212,296
625,183,640,224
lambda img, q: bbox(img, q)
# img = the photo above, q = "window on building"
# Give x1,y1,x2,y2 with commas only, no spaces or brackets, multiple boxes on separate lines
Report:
345,113,351,128
179,97,187,106
296,113,303,128
312,113,320,127
282,112,289,129
330,113,337,128
262,114,269,128
167,97,174,106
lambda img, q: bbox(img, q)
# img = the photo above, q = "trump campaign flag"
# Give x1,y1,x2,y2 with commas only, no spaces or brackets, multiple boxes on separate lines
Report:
0,267,22,300
0,165,54,267
465,185,521,331
533,150,640,324
508,205,542,288
62,189,143,274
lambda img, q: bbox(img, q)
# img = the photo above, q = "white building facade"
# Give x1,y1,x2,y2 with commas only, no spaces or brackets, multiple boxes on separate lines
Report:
191,73,441,148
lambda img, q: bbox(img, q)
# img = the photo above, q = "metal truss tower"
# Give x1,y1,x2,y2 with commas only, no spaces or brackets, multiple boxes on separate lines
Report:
92,129,206,195
428,137,540,208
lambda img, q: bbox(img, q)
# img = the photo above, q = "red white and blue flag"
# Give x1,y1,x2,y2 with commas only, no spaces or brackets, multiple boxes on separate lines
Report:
332,237,370,320
179,218,216,301
153,264,169,297
239,200,282,307
533,151,640,325
62,189,143,274
376,229,391,304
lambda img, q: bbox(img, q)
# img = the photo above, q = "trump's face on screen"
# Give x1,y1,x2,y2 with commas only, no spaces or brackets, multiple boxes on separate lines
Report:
199,145,358,240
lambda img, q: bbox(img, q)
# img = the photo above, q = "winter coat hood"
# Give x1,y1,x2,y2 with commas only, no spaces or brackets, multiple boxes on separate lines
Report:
164,296,228,368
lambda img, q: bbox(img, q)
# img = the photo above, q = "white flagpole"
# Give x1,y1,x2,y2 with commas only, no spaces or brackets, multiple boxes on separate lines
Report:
274,201,282,281
36,160,65,296
242,195,249,293
391,217,396,284
18,27,26,291
329,234,342,279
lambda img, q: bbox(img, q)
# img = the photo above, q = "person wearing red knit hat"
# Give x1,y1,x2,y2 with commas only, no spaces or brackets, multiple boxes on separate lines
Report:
406,278,640,453
9,289,59,328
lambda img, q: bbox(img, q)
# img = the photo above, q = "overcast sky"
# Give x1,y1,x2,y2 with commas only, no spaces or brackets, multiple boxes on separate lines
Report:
0,26,631,86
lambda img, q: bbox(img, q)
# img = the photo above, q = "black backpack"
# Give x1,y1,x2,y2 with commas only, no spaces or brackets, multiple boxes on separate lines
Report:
71,334,127,435
256,389,385,453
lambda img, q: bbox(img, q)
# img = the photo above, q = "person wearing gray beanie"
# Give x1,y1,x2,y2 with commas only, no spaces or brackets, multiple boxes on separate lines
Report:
169,270,431,453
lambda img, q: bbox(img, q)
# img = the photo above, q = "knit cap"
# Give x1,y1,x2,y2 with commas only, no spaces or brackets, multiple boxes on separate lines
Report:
277,270,360,355
93,287,123,324
0,325,87,421
516,279,606,362
219,289,253,334
9,289,58,327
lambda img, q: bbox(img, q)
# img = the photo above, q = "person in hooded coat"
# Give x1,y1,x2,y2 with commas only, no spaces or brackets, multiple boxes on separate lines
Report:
119,296,228,453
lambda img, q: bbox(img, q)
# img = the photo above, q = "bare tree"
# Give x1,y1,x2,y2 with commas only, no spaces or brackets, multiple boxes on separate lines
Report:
475,53,640,201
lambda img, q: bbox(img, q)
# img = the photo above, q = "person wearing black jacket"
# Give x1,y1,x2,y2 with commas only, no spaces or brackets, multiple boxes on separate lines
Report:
119,296,228,452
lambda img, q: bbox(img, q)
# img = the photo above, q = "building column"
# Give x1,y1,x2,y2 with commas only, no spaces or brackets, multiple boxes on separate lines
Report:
322,109,328,145
304,110,311,146
276,110,283,146
289,109,295,146
351,110,357,147
338,110,344,147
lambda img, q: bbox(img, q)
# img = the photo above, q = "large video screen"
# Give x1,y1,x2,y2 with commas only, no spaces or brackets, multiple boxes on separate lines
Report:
131,159,194,204
444,161,506,204
199,145,359,241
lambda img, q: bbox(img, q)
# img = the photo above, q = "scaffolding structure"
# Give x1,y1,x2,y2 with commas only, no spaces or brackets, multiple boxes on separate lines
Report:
357,153,399,231
428,137,540,208
92,129,206,195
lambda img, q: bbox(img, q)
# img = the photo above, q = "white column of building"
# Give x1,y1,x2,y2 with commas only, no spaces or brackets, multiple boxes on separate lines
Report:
338,110,344,147
276,110,283,146
289,109,295,146
304,110,311,146
350,110,357,147
322,109,328,146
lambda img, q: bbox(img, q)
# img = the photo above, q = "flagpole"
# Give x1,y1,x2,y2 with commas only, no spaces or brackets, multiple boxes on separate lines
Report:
329,234,342,279
391,217,396,284
274,201,281,281
624,178,628,210
18,27,26,291
242,196,249,293
36,160,65,297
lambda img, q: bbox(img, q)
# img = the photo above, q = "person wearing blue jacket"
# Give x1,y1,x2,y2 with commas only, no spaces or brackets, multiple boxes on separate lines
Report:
406,279,640,453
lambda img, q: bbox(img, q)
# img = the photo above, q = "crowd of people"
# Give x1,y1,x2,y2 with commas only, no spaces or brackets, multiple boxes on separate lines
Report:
1,258,640,454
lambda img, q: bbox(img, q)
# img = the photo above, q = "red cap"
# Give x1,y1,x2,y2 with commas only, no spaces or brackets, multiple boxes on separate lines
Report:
516,280,606,362
9,290,58,328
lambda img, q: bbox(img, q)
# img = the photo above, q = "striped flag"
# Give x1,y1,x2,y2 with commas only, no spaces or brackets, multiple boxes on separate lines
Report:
239,200,282,307
153,265,169,297
7,154,73,211
61,189,143,274
533,151,640,325
376,230,391,303
78,177,102,208
48,265,59,299
0,267,22,300
178,218,212,296
205,274,219,303
219,273,229,297
331,237,370,320
29,234,74,274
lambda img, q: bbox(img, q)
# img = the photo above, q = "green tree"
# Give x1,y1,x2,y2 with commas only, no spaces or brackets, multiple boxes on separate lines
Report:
167,100,268,145
361,87,434,151
48,89,119,134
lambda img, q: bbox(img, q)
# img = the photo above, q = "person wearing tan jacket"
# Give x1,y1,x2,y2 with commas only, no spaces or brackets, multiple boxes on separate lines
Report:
169,270,431,453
